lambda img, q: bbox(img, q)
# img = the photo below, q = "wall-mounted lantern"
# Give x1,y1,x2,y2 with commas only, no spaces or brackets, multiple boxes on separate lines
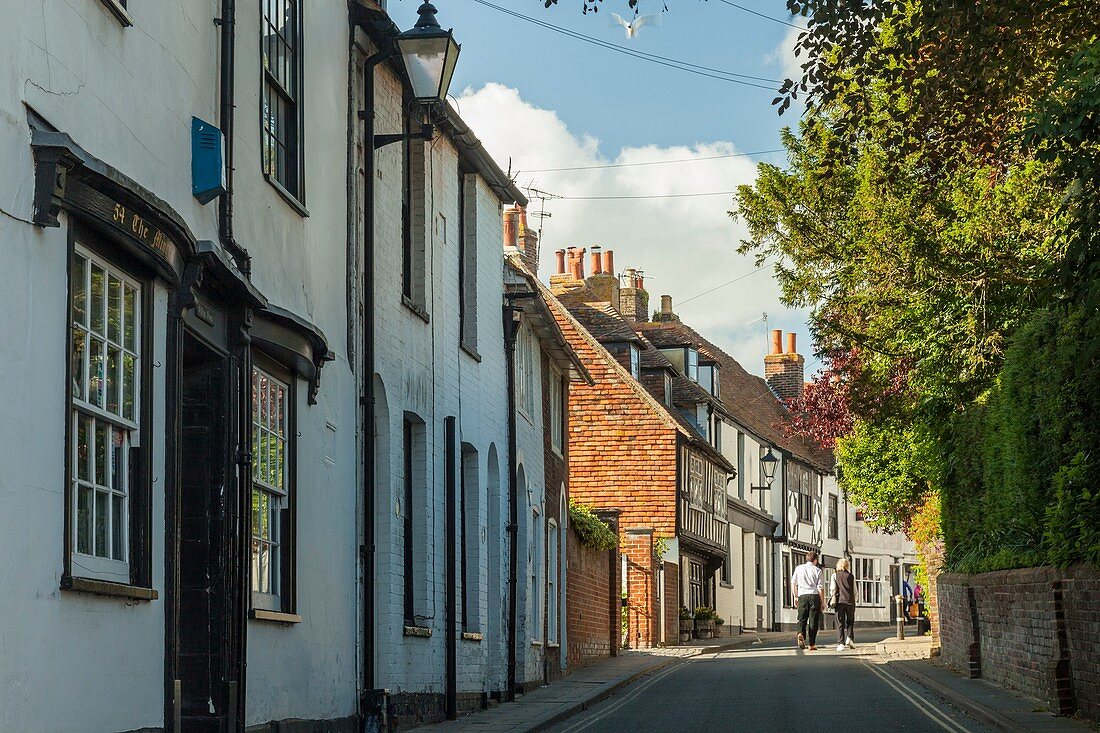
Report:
750,447,779,493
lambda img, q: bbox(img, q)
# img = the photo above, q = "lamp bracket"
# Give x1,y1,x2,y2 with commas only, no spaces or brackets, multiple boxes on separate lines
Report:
749,484,772,493
373,122,434,150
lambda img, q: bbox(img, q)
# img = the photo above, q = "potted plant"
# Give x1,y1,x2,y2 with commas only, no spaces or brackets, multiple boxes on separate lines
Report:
694,606,716,639
679,606,694,643
715,616,726,638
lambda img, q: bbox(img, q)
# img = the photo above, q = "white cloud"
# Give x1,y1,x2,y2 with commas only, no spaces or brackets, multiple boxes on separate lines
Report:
768,19,808,82
456,83,811,376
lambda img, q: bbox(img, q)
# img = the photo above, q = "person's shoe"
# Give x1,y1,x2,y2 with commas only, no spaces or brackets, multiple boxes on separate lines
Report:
797,633,806,649
845,637,855,648
809,645,817,651
836,644,846,652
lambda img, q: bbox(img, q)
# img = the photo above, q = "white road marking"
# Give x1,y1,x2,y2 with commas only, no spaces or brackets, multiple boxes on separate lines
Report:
860,658,972,733
556,659,691,733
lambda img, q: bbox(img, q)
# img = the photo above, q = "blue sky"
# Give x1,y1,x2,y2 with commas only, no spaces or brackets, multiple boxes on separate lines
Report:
388,0,813,375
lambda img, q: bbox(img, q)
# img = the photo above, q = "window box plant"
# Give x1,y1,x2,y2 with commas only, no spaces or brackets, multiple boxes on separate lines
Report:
693,606,717,639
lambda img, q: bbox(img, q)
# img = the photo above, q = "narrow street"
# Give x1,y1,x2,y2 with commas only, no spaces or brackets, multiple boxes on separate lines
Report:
547,632,996,733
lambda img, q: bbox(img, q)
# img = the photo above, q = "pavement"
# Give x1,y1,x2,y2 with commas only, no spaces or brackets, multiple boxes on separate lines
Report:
406,629,1096,733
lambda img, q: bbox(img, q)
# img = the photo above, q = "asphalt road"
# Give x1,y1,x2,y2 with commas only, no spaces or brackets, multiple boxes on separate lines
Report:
546,632,998,733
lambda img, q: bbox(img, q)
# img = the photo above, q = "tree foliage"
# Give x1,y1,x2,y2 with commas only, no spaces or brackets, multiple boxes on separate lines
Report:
834,417,937,533
740,0,1100,571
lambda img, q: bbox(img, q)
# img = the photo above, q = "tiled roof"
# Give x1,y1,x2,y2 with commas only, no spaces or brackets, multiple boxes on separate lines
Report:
636,321,834,471
550,288,733,472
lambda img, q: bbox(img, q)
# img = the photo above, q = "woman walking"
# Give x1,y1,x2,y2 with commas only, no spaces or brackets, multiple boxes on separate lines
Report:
831,558,856,651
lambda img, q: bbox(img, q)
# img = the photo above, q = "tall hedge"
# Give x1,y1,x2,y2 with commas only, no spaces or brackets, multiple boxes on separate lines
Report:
941,306,1100,572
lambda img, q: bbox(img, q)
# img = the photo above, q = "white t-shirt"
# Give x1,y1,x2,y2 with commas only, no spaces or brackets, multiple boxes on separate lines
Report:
791,561,823,598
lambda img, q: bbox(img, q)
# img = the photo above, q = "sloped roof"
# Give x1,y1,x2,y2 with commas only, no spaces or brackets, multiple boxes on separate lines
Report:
636,321,834,472
547,283,733,472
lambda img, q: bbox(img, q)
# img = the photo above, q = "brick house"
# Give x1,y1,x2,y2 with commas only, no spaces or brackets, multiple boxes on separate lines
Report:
546,251,734,648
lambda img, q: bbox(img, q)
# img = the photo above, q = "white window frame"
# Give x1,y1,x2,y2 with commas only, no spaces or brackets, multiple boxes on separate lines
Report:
854,557,882,607
517,327,538,421
548,517,559,644
530,506,542,642
687,348,699,382
251,365,290,611
70,245,141,584
549,367,564,455
629,343,640,379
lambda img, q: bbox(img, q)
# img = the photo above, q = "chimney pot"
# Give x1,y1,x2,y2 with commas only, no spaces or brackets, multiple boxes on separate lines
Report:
603,250,614,276
518,205,529,234
770,329,783,355
786,332,797,354
660,295,673,314
590,245,602,275
554,249,566,275
503,207,519,249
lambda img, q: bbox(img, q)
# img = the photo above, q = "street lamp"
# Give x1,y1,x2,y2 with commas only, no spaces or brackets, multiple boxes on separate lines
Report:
750,447,779,493
372,2,461,150
396,2,461,106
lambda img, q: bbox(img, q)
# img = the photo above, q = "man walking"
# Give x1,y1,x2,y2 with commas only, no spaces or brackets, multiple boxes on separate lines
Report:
831,558,856,651
791,551,824,650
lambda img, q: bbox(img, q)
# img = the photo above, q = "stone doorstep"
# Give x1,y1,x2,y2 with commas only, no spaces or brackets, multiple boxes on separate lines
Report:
891,660,1094,733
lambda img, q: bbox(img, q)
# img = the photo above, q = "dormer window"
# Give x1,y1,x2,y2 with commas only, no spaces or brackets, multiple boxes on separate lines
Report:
663,371,672,407
699,363,720,397
687,348,699,382
629,343,641,379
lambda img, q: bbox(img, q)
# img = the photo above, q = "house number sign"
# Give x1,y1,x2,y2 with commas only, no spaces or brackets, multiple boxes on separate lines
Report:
66,179,184,276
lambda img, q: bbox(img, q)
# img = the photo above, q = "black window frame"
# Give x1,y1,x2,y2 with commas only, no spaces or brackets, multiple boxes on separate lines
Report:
248,351,298,617
754,537,764,593
260,0,306,209
827,494,839,539
62,223,156,599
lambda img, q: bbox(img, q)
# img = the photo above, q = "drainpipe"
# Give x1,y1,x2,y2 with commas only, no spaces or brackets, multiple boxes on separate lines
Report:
502,298,529,701
216,0,250,277
359,46,391,728
214,1,250,727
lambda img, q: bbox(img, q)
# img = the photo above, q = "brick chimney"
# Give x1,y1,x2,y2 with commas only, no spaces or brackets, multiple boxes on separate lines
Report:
517,206,540,273
618,267,650,322
585,246,620,304
764,329,805,403
652,294,680,323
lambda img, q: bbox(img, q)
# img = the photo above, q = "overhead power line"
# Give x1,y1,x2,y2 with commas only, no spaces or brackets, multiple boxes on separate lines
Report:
549,190,739,200
469,0,782,90
679,265,770,305
521,148,784,173
714,0,803,29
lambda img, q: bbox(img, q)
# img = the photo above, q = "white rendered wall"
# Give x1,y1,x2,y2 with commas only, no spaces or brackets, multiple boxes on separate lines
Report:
0,0,360,728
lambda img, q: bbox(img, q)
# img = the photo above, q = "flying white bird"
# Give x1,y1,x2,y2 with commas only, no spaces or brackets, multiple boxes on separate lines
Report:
610,12,662,40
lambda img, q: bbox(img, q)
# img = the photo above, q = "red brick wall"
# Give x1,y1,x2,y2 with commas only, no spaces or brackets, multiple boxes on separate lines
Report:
663,561,680,645
566,526,618,667
548,289,680,648
938,566,1100,720
622,531,656,648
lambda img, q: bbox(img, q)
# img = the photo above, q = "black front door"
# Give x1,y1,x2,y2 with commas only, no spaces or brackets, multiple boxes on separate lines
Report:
177,330,238,732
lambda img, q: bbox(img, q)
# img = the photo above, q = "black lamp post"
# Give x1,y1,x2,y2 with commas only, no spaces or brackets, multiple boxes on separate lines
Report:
373,2,461,149
750,447,779,493
396,2,461,105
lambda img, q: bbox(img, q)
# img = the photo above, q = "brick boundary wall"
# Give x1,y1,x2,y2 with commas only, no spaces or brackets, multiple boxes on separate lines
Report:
937,565,1099,720
566,526,619,668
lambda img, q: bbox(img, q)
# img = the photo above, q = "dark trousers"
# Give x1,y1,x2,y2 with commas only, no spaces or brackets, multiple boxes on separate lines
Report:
836,602,855,644
796,594,821,645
